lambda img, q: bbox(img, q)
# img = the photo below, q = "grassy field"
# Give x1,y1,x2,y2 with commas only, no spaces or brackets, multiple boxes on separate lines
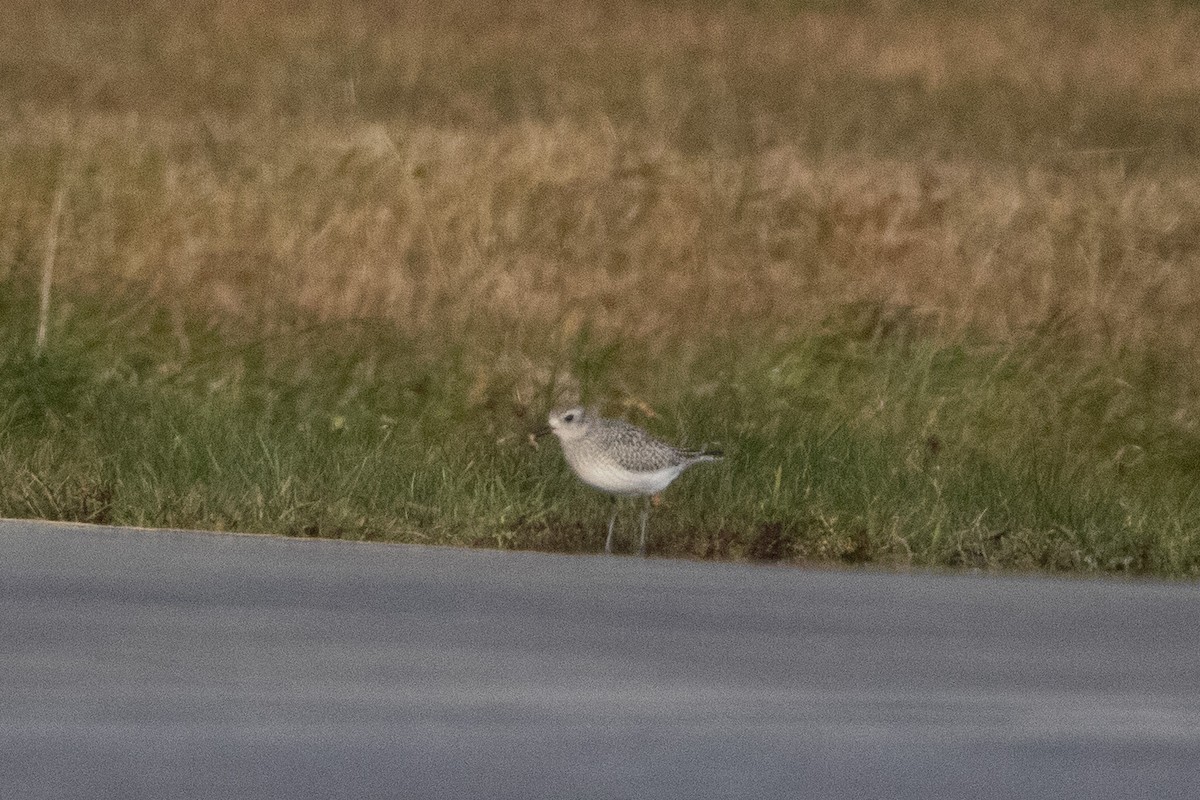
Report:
3,0,1200,575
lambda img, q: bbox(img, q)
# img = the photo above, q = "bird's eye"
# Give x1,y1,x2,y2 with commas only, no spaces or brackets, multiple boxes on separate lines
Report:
564,413,575,422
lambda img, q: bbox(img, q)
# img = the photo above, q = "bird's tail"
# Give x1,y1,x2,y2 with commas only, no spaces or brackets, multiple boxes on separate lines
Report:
690,448,723,463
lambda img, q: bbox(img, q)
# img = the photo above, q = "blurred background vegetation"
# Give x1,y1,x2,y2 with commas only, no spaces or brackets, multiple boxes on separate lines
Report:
2,0,1199,574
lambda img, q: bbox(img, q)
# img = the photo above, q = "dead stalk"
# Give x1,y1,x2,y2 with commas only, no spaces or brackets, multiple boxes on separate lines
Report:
35,178,68,356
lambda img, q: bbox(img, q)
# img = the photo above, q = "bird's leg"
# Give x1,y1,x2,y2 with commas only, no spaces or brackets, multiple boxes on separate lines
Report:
638,495,652,557
605,497,618,554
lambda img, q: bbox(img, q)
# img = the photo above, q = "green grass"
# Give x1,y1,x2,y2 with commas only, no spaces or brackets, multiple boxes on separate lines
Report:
4,278,1199,575
3,0,1200,575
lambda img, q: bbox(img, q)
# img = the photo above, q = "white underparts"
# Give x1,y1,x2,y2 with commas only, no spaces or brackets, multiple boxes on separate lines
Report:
565,456,689,496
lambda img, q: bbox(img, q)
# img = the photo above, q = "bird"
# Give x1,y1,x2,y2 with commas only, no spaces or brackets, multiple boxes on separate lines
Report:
535,406,722,556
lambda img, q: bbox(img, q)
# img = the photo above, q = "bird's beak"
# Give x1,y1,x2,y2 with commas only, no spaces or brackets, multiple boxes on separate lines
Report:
528,426,551,450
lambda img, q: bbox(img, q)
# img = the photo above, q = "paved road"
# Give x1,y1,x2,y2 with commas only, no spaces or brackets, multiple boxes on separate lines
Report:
2,519,1199,799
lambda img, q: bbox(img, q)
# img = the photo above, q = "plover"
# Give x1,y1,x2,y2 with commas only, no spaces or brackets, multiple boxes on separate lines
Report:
536,406,722,555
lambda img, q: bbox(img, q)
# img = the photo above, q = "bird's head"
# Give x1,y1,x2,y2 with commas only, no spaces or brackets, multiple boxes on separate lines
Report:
535,406,591,442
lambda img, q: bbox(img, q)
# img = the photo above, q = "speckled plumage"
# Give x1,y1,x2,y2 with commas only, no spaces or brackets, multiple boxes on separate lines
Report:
539,406,723,555
570,416,705,473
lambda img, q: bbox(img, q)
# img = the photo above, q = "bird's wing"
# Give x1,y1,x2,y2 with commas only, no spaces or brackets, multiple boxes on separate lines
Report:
600,420,686,472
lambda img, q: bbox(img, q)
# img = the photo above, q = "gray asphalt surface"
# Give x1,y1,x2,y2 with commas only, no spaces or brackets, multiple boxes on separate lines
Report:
2,519,1199,800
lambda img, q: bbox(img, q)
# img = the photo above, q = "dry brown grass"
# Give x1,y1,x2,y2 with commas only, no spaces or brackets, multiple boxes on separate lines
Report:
1,0,1199,369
